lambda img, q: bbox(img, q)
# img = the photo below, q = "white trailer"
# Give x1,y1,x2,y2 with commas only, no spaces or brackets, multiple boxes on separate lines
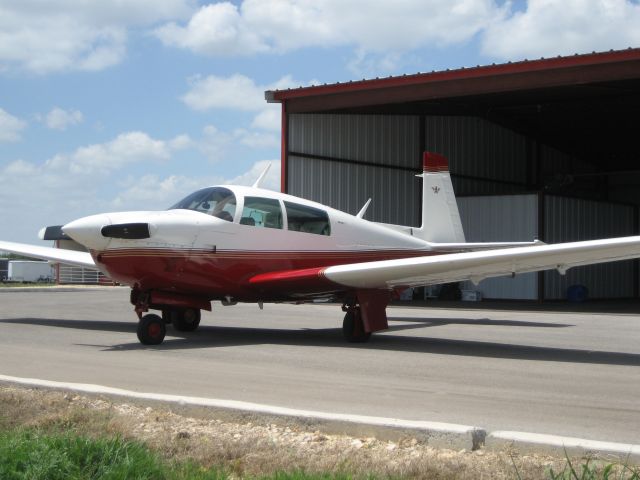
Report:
7,260,54,282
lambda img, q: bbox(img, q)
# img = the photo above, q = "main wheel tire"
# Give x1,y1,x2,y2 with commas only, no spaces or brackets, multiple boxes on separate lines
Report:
342,309,371,343
171,308,201,332
137,314,166,345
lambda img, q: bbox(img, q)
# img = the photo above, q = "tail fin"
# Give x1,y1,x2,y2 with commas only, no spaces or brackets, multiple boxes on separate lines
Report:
415,152,466,243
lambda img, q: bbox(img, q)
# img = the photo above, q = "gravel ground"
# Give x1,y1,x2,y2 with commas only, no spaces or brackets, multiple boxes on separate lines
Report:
0,385,632,479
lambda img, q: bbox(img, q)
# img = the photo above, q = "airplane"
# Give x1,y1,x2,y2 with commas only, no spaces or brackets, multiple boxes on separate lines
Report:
2,151,640,346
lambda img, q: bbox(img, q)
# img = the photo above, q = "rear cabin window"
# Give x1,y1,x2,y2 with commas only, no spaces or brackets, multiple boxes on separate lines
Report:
284,201,330,236
169,187,236,222
241,197,283,229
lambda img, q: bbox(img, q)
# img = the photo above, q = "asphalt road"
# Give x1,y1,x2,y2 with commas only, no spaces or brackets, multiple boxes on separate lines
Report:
1,288,639,445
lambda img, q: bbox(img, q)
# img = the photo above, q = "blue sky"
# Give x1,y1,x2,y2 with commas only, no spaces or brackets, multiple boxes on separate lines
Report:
1,0,639,244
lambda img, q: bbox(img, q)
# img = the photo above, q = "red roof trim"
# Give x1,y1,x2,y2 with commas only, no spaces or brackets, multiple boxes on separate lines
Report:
267,48,640,102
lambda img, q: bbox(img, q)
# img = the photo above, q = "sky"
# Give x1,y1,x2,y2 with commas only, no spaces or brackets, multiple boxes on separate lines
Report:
1,0,640,244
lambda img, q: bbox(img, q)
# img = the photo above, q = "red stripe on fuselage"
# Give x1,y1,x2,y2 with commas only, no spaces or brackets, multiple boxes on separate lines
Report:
93,248,437,301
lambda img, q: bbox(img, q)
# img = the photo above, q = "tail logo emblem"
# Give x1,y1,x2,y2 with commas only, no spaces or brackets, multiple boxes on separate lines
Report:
432,186,440,194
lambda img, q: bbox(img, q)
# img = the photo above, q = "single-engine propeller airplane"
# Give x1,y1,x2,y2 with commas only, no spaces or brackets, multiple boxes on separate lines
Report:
3,152,640,345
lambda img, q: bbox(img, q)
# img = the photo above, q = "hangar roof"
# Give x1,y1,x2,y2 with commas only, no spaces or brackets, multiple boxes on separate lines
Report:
266,48,640,172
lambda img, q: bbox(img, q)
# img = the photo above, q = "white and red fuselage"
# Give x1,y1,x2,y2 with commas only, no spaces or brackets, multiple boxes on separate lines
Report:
64,185,432,307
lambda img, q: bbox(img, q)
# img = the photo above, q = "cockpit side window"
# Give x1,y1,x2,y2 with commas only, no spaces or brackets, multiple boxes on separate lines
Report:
284,201,331,236
169,187,236,222
241,197,283,229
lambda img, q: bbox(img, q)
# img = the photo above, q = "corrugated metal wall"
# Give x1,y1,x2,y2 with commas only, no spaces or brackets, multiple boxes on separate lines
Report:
458,195,539,299
543,196,637,299
288,155,421,226
287,113,534,223
289,114,420,168
424,116,528,189
288,114,422,225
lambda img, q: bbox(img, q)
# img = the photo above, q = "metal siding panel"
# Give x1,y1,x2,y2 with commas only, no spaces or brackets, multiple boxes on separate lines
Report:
458,195,538,299
424,116,527,185
543,196,635,299
288,155,420,225
288,114,420,168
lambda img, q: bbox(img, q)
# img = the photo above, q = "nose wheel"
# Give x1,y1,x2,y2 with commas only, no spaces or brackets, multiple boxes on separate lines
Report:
136,314,166,345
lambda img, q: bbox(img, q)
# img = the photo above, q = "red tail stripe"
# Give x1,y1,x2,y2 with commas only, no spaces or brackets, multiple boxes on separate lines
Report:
423,151,449,172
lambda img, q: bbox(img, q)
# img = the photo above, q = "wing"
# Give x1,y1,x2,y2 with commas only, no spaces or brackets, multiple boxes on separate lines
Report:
250,236,640,292
0,241,96,269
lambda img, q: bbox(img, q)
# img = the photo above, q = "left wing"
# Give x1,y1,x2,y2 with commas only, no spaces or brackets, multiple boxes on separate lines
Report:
0,241,96,269
250,236,640,292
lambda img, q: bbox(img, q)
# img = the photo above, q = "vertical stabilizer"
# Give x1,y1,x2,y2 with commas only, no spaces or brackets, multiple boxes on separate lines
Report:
416,152,466,243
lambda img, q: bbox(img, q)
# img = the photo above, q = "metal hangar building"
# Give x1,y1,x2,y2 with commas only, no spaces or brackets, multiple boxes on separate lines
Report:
266,48,640,301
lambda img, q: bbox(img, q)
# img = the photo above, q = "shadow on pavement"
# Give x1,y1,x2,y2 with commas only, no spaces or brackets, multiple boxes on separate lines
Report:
2,316,638,367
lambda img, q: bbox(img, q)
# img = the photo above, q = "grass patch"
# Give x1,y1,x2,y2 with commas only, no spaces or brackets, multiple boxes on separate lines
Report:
0,429,371,480
546,453,640,480
0,429,233,480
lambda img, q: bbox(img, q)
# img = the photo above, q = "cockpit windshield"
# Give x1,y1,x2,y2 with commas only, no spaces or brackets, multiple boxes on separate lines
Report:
169,187,236,222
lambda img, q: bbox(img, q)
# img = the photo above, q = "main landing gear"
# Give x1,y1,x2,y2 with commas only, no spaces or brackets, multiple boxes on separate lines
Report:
135,307,201,345
342,306,372,343
163,308,201,332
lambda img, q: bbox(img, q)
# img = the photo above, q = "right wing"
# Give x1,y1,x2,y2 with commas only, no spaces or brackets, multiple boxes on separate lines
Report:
323,236,640,289
0,241,96,269
250,236,640,294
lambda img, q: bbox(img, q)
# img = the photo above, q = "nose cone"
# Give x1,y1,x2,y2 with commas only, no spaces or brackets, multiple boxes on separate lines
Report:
62,214,112,250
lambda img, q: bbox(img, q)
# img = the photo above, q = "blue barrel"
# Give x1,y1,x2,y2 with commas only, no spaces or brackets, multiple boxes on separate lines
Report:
567,284,588,302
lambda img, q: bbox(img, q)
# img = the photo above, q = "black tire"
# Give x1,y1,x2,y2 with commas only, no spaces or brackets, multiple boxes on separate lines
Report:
171,308,201,332
137,314,166,345
342,309,371,343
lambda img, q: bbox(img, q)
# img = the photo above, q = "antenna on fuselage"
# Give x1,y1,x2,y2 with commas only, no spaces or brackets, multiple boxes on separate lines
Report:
252,163,272,188
356,198,372,219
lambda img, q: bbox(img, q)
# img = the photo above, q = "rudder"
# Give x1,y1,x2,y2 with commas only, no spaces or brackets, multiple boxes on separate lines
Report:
416,152,466,243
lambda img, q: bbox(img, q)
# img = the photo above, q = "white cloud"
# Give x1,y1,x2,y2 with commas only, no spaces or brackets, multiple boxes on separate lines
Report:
482,0,640,60
181,74,292,135
155,0,640,73
0,108,27,143
156,0,505,56
41,107,84,131
45,131,172,175
182,73,267,111
181,74,301,112
251,108,281,132
168,133,194,150
4,159,37,175
191,124,279,162
234,129,280,149
0,0,194,74
155,2,266,56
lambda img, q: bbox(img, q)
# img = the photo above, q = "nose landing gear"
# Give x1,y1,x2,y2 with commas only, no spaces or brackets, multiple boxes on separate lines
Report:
136,314,166,345
131,290,203,345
